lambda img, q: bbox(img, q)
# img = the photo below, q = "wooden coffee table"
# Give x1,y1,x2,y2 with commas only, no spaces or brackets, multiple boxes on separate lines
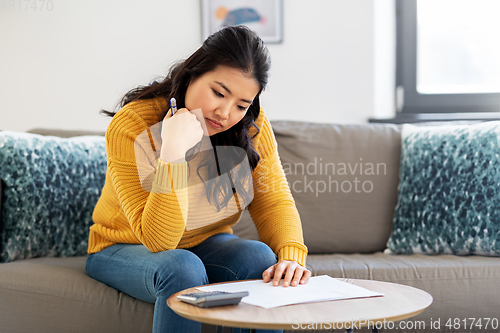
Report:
167,278,433,332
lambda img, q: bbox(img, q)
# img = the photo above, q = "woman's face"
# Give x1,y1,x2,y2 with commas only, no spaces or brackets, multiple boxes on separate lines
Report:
185,65,260,136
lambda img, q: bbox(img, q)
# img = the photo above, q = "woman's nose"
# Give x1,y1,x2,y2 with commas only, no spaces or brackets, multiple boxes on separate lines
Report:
215,103,230,119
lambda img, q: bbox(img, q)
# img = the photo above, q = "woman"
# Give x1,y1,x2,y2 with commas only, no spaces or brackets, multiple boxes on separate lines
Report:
86,26,310,333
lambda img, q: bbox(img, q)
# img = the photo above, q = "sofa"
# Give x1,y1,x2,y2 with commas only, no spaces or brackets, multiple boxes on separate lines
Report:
1,120,500,333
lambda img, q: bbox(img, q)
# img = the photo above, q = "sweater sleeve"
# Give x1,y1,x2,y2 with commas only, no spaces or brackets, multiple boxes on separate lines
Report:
247,112,308,267
106,103,188,252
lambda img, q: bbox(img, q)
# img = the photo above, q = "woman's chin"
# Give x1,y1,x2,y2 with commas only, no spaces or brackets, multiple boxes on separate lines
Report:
204,126,214,136
206,126,225,136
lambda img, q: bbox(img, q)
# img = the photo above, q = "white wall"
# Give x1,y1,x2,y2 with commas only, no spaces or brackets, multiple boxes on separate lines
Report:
0,0,395,132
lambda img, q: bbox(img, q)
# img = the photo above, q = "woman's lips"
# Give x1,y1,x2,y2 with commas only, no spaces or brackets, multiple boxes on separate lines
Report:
206,118,222,129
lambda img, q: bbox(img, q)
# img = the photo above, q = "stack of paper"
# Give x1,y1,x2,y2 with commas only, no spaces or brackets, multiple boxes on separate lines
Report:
198,275,383,309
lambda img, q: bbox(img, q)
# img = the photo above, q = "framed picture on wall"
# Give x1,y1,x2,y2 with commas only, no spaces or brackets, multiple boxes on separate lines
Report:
201,0,283,43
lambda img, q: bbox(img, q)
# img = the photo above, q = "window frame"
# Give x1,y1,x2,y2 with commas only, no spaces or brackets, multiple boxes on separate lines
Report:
372,0,500,123
400,0,500,113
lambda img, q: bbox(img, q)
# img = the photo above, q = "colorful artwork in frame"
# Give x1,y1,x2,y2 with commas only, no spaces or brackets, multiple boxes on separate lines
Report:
201,0,283,43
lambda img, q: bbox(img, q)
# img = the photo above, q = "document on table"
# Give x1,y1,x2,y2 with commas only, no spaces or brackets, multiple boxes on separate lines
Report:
197,275,384,309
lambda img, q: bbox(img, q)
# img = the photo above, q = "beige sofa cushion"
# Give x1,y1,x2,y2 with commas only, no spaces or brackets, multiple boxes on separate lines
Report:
0,256,153,333
306,252,500,332
235,121,402,254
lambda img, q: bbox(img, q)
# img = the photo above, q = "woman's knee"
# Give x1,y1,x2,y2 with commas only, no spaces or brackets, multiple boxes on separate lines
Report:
249,241,278,274
151,249,208,294
231,240,278,280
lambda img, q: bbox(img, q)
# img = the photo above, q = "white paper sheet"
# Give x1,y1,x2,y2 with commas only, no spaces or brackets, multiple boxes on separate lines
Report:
197,275,384,309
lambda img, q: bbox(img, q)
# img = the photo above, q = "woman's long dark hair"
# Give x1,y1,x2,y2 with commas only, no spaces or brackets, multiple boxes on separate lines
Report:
102,26,271,211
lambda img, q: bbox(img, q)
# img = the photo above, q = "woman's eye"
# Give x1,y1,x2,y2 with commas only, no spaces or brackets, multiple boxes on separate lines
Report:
238,105,247,111
212,89,224,98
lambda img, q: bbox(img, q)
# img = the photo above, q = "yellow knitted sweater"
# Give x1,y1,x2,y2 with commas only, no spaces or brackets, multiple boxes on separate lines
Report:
87,96,308,266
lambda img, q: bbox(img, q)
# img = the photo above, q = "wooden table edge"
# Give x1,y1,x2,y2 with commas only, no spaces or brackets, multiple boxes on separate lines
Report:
166,303,432,330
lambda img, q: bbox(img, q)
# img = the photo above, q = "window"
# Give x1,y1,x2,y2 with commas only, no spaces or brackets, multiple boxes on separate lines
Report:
417,0,500,95
379,0,500,123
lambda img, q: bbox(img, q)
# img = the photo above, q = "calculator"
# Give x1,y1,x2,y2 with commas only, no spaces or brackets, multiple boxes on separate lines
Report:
176,290,249,308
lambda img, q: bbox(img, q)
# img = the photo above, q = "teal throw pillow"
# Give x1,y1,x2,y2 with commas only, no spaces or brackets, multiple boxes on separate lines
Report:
0,131,106,263
387,122,500,256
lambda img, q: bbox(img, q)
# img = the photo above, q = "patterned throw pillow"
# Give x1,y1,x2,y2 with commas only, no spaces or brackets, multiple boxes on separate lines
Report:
387,122,500,256
0,131,106,263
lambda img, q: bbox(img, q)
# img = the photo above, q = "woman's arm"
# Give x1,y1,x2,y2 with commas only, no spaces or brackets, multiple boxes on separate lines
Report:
249,149,308,265
105,102,192,252
247,111,310,285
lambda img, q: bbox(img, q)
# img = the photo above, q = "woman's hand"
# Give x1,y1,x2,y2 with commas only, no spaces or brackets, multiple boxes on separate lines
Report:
262,260,311,287
160,108,205,163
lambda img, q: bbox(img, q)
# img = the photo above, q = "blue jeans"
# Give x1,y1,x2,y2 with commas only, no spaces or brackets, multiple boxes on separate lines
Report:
86,233,282,333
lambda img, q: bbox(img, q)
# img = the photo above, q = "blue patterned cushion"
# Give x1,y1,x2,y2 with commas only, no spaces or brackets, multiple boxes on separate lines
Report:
0,131,106,263
387,122,500,256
